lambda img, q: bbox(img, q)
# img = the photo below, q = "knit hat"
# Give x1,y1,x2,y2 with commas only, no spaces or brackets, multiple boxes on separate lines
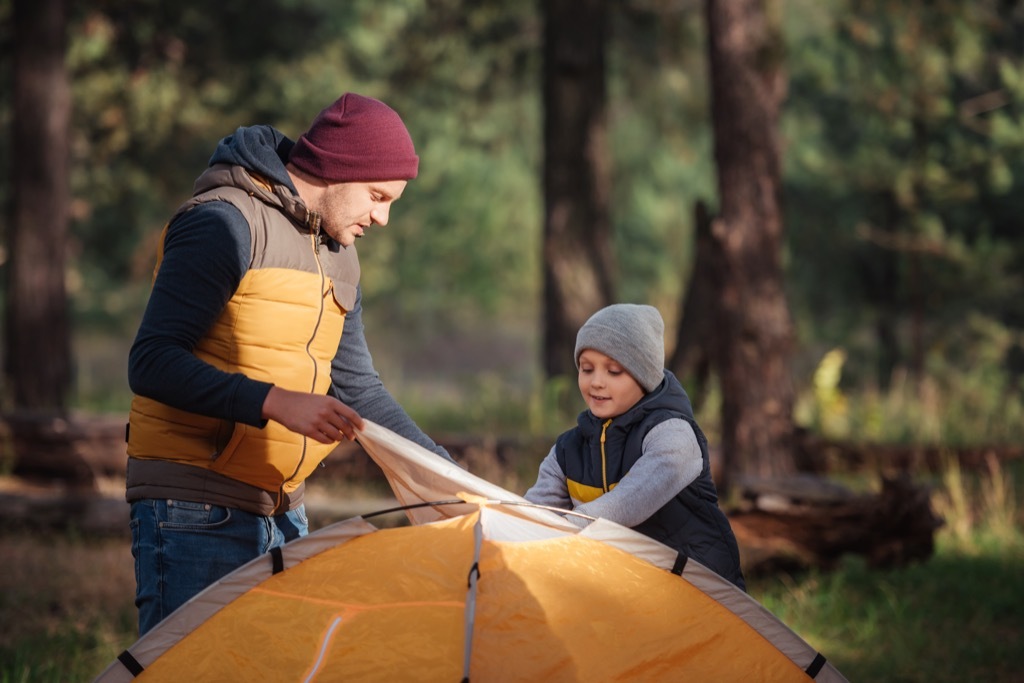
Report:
574,304,666,393
288,93,419,182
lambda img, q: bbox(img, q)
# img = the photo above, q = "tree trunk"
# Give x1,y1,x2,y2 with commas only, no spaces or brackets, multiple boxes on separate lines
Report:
541,0,615,380
704,0,796,491
4,0,72,412
668,200,719,407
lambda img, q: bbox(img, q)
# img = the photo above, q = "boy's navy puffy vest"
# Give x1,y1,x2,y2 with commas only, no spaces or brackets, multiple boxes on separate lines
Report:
555,370,746,589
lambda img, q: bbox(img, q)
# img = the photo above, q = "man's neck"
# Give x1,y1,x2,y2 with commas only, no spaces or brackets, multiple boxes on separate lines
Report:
285,162,327,208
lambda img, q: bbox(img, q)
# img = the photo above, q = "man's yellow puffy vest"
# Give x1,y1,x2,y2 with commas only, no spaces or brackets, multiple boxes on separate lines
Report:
127,177,360,501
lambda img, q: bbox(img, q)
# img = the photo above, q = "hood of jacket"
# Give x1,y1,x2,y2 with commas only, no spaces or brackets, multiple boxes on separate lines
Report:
208,125,297,190
188,125,325,238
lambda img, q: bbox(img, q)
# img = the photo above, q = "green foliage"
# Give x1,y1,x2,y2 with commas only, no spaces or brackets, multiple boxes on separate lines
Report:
363,102,542,327
59,0,549,368
783,0,1024,395
348,0,543,333
63,0,350,339
393,371,583,442
610,4,714,310
795,313,1024,445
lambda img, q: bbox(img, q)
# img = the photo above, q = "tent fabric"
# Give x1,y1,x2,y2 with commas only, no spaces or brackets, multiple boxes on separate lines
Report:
95,421,848,683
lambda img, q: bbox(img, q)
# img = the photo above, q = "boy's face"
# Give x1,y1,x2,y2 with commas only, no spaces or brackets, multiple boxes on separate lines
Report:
577,349,646,420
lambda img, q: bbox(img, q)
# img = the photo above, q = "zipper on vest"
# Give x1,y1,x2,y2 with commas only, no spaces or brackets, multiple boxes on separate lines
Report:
308,210,322,239
276,211,329,509
305,227,327,396
600,419,612,492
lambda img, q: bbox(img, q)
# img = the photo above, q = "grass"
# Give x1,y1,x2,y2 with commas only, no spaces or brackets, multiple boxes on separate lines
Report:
750,536,1024,682
750,456,1024,682
0,533,136,683
1,459,1021,682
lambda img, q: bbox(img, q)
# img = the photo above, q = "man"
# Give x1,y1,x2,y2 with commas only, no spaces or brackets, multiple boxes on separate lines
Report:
126,93,452,635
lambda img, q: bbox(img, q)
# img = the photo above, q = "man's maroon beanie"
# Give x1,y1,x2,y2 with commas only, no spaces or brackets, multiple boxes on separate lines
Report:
288,93,419,182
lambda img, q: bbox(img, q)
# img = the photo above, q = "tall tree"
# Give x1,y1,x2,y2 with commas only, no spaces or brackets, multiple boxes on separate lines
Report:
705,0,796,489
541,0,616,379
668,201,718,407
4,0,72,412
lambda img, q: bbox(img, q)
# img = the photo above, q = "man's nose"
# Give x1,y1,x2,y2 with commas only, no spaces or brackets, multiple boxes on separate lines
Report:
371,204,391,226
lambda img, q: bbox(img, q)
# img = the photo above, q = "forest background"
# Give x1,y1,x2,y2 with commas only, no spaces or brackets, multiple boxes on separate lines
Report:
1,0,1024,681
4,0,1024,451
3,0,1024,449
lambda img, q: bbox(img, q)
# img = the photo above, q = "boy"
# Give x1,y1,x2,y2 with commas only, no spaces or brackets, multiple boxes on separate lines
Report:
524,304,745,589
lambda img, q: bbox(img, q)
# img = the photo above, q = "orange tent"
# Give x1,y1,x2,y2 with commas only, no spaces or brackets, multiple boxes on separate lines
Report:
95,422,848,682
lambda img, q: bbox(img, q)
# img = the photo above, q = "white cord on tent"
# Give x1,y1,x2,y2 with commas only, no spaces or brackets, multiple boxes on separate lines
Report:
302,616,344,683
461,513,484,683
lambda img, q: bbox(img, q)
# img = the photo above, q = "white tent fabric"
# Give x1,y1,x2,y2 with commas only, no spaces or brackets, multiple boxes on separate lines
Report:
356,420,580,530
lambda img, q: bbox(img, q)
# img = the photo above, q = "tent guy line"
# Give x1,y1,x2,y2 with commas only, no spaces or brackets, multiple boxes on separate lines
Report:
361,497,598,523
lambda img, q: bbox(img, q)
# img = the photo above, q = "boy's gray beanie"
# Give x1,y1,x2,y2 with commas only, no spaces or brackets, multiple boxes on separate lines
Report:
574,304,665,392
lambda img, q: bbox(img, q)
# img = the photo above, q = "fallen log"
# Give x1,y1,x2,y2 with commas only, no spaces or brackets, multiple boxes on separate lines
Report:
794,428,1023,475
0,484,129,535
728,473,944,575
0,411,127,489
0,479,403,537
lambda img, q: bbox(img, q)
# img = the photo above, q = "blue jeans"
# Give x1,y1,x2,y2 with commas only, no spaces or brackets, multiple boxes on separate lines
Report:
130,498,308,635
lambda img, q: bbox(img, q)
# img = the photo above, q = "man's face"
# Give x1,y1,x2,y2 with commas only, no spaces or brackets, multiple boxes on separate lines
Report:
315,179,408,247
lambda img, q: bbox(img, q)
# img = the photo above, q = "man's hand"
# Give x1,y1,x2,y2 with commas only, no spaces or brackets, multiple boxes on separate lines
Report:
261,386,364,443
